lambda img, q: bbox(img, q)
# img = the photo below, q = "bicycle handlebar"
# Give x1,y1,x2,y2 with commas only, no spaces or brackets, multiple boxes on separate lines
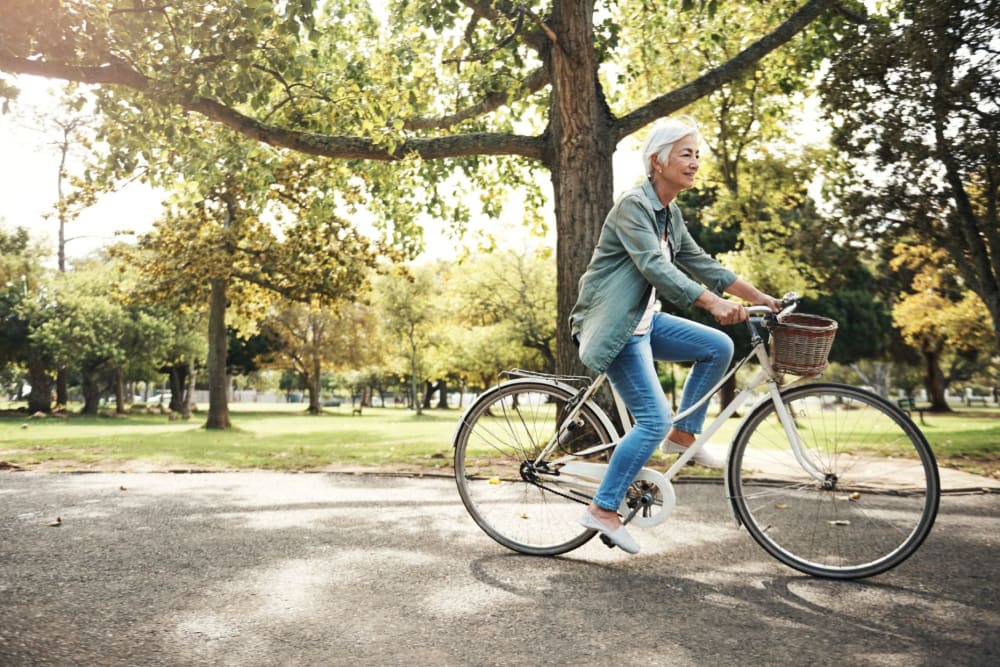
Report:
747,292,799,331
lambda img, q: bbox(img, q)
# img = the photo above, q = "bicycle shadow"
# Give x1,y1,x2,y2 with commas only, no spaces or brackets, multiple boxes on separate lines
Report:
465,518,999,666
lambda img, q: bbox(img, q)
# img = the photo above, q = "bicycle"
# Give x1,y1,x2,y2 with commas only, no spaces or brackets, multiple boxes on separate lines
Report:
452,295,940,579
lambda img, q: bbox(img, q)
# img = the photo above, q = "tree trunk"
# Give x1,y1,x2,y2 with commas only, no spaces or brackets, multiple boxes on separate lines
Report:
26,358,51,414
114,368,126,415
80,371,100,415
422,379,434,410
168,363,187,413
923,347,951,412
436,379,448,409
205,277,231,429
549,0,617,378
410,334,422,416
56,368,68,407
182,358,195,420
720,376,737,417
306,358,322,415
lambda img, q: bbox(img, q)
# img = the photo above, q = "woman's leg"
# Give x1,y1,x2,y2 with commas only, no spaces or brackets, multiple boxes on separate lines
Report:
591,332,671,512
648,313,734,437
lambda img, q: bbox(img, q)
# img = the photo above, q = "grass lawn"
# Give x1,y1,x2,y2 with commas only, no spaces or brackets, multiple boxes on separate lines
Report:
0,404,460,473
1,401,998,480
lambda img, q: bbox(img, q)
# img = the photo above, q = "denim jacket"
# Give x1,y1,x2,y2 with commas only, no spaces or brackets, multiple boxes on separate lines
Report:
569,179,737,373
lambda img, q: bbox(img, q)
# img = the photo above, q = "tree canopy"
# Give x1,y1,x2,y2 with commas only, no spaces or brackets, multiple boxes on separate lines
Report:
0,0,847,374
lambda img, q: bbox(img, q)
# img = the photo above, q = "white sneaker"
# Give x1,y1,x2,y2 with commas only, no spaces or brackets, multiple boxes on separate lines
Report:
579,510,640,554
660,440,726,469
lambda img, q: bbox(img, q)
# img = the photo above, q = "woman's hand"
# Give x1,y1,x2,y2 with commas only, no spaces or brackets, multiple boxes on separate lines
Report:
754,293,782,312
696,291,747,325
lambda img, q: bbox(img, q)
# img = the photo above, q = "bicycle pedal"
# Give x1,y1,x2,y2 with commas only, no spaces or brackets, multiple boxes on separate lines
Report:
599,534,616,549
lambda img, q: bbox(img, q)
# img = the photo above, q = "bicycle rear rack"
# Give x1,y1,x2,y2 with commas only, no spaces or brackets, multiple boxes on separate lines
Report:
500,368,594,387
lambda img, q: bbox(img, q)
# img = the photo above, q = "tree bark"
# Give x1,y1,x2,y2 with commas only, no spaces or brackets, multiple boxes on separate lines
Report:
205,278,231,429
80,371,100,415
436,379,449,409
114,368,126,415
168,363,187,413
422,379,434,410
306,354,322,415
55,369,68,407
26,358,51,414
923,347,951,412
182,358,195,420
548,0,617,379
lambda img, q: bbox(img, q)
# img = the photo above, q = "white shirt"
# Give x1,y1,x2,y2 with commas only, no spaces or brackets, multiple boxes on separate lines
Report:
632,237,671,335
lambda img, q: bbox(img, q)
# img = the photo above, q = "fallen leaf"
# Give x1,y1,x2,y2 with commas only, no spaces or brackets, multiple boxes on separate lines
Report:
48,517,62,527
488,477,501,485
774,502,788,510
119,486,127,491
827,519,850,526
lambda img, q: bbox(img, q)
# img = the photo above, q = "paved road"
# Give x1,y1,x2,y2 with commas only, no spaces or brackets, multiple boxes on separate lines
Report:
1,471,997,666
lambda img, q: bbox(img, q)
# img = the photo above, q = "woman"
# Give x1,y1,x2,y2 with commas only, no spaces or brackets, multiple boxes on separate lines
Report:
569,116,780,554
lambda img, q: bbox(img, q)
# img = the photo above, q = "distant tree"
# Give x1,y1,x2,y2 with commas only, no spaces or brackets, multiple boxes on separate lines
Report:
891,243,994,410
451,249,558,373
258,301,341,415
0,226,52,412
117,133,396,428
376,264,441,416
26,260,171,414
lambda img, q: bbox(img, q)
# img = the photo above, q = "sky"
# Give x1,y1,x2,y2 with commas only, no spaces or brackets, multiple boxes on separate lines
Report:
0,77,167,263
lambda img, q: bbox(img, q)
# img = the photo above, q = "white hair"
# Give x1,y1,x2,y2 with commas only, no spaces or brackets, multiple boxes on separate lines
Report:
641,116,700,178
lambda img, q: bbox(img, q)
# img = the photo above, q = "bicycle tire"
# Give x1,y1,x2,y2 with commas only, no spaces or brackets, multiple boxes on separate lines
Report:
454,378,616,556
728,383,940,579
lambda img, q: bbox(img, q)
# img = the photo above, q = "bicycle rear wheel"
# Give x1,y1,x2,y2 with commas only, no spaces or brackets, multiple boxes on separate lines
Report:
454,379,615,556
728,383,940,579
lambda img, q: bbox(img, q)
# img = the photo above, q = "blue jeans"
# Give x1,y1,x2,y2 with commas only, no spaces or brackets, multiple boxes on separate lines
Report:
592,313,734,511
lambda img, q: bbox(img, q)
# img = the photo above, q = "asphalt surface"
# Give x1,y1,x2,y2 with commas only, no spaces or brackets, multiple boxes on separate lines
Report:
1,471,997,666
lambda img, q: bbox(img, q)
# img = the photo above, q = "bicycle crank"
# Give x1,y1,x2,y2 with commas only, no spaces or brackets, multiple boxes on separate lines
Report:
620,468,675,528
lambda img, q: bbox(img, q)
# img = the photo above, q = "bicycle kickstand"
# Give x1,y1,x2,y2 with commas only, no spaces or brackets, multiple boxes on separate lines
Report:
598,492,653,549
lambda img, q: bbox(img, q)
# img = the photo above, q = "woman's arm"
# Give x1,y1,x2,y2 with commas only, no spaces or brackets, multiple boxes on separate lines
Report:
724,278,781,310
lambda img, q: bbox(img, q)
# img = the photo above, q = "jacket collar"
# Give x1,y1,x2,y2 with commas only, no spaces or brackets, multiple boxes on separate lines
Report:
641,179,667,214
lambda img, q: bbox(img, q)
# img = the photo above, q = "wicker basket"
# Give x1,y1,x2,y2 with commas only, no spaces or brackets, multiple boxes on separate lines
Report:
769,314,838,376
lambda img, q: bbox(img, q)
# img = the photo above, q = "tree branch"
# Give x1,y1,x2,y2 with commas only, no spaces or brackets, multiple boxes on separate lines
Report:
444,6,524,64
404,67,549,131
0,51,546,161
614,0,839,142
459,0,550,53
188,95,544,159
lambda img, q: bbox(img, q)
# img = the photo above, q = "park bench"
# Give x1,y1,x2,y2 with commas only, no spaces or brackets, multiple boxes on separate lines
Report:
965,395,988,406
896,397,927,425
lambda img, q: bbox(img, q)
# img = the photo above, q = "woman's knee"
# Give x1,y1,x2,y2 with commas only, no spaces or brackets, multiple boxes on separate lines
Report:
718,333,735,361
706,330,734,363
634,413,671,442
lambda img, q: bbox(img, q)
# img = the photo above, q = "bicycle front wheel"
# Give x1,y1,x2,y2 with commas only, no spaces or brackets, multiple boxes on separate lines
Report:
728,383,940,579
454,379,616,556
